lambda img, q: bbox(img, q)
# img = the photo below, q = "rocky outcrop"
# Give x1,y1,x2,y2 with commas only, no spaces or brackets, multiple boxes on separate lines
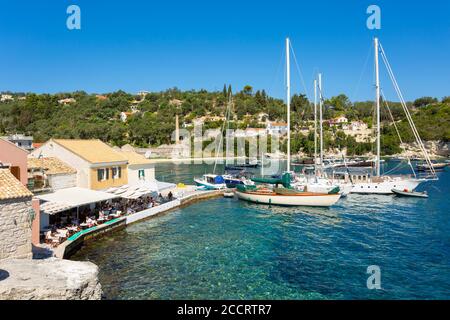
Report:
425,140,449,157
0,258,102,300
399,140,449,158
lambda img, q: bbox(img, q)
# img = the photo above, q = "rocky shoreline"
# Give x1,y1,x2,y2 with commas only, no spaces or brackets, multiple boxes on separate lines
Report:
0,258,102,300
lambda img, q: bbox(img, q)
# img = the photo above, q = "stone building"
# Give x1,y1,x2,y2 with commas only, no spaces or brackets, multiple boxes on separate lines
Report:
27,157,77,193
0,169,33,260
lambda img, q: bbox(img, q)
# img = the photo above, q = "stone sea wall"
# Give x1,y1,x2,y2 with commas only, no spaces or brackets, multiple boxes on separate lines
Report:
0,197,32,260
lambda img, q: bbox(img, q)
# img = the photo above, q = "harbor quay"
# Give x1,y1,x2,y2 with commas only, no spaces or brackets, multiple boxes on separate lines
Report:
55,186,225,259
0,137,228,299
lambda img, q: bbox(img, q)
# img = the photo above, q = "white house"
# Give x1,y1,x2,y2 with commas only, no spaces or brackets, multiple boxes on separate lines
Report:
266,122,288,136
1,134,34,151
349,121,368,131
234,128,267,138
58,98,76,105
120,112,133,123
0,94,13,102
257,112,269,123
117,151,155,185
330,116,348,125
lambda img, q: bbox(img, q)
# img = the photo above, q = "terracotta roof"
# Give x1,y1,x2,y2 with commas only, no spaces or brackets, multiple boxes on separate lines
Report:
52,139,127,164
246,128,266,131
0,169,33,200
270,122,288,127
118,151,153,165
27,157,76,175
32,142,43,148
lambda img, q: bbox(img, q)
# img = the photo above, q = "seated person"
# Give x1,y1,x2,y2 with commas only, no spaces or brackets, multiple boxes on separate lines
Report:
86,217,97,227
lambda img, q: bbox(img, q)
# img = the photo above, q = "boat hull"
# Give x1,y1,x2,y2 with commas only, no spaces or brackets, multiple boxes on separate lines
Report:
337,184,354,197
392,189,428,198
235,190,341,207
417,163,447,171
194,179,227,190
350,178,422,194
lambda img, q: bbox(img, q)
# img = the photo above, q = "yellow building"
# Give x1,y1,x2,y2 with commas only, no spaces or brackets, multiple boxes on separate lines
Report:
30,139,128,190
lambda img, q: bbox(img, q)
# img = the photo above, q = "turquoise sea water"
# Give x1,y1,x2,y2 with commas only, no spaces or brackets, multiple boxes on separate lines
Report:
71,161,450,299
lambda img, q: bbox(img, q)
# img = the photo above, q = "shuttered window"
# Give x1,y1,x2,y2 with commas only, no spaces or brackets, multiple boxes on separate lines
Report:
111,166,122,179
97,169,106,181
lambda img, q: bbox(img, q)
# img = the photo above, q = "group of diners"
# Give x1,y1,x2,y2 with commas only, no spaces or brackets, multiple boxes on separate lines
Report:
43,193,172,247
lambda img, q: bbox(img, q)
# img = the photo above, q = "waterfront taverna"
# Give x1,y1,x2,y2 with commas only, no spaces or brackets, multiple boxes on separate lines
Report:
26,139,176,252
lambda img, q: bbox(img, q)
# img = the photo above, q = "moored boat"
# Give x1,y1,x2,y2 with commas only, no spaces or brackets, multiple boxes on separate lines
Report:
417,163,447,172
392,188,428,198
223,191,235,198
222,174,255,188
194,174,227,190
235,187,341,207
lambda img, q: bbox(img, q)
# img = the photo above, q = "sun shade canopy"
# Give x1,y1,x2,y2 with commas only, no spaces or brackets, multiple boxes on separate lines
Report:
37,187,119,214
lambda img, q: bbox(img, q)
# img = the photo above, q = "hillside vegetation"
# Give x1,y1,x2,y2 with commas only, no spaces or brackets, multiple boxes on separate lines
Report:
0,88,448,156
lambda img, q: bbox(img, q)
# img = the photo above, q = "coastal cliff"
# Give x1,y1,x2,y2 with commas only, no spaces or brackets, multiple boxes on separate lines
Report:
0,258,102,300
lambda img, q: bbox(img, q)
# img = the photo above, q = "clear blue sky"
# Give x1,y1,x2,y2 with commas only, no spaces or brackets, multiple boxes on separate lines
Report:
0,0,449,102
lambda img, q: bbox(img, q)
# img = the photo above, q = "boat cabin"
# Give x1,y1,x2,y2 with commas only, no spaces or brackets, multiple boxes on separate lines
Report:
203,174,225,185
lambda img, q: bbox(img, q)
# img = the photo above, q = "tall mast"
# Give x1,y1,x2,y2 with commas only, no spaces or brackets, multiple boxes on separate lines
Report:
314,79,318,165
318,73,323,165
286,37,291,172
374,37,381,176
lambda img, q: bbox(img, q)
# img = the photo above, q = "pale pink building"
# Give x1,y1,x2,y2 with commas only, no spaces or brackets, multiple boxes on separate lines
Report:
0,138,29,185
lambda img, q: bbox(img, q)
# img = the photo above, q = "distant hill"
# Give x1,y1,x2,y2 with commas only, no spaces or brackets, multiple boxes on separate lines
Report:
0,89,448,156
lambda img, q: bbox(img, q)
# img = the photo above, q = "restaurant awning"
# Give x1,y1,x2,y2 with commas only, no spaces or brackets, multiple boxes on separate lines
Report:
36,187,119,210
105,180,175,199
156,180,176,191
40,201,75,215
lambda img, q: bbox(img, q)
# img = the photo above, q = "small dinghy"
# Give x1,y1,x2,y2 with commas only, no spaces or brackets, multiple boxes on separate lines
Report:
223,191,235,198
392,188,428,198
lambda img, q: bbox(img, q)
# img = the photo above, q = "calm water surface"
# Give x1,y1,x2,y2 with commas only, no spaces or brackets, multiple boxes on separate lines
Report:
72,161,450,299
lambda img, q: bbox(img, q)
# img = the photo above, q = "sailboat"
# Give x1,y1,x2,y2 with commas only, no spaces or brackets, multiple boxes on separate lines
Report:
194,93,253,190
291,74,351,196
345,37,434,194
235,38,342,207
